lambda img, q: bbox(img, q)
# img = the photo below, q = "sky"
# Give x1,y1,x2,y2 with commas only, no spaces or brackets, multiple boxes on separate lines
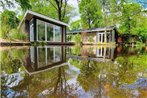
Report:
67,0,81,23
135,0,147,8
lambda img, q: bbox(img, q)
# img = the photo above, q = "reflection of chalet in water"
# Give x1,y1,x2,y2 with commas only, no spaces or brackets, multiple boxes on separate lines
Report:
25,46,66,74
67,26,118,44
67,46,116,62
19,10,68,43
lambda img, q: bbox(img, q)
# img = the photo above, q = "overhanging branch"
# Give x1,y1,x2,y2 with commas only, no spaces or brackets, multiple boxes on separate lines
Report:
47,0,58,10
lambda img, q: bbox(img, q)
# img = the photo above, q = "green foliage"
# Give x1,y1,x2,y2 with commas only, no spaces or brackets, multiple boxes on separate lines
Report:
71,46,81,55
119,3,142,34
72,34,81,44
15,0,32,11
29,0,57,19
1,10,19,39
79,0,103,28
9,29,28,40
1,0,31,11
70,19,82,30
0,28,28,41
29,0,75,23
116,54,147,69
0,48,28,74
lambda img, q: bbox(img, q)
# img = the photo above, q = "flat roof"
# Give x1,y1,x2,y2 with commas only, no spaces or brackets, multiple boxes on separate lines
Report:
19,10,68,28
67,26,116,34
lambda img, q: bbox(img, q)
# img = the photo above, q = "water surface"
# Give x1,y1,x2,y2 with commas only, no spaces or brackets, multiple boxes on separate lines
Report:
1,45,147,98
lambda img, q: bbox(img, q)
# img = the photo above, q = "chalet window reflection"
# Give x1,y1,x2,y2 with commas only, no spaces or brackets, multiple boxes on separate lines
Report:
27,46,66,74
47,48,54,65
54,47,61,62
36,46,62,67
38,48,46,68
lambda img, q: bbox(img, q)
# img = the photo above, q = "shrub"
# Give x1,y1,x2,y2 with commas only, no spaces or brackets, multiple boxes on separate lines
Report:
9,29,28,41
73,34,81,44
1,10,19,39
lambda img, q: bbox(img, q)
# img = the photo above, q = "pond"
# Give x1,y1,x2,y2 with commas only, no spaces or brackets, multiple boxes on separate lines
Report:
1,45,147,98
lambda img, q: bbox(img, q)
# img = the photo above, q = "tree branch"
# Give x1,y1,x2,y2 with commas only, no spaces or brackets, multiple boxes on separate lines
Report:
48,0,58,10
62,0,68,21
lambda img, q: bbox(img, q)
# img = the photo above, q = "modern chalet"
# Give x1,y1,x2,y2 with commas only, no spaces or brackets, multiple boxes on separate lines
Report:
67,26,118,44
19,10,68,43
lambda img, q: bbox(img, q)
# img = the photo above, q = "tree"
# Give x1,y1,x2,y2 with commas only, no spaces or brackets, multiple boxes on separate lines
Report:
0,0,31,11
29,0,75,23
79,0,103,28
73,34,81,44
70,19,82,30
119,3,142,34
1,10,19,38
47,0,70,21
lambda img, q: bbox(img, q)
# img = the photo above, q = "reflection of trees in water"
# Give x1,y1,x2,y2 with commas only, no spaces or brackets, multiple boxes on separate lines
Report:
2,65,77,98
53,67,69,96
1,48,29,98
24,66,78,98
45,66,78,97
76,60,106,97
1,68,30,98
69,53,147,98
1,48,28,74
1,46,146,97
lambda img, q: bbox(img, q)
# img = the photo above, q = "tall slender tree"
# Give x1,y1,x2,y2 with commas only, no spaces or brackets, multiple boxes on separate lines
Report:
79,0,102,28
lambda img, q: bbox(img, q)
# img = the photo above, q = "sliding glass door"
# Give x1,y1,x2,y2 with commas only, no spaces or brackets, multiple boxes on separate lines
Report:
37,19,62,42
54,26,61,42
37,19,45,41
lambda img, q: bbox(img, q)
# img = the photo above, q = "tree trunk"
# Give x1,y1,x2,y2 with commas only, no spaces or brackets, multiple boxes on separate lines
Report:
88,18,91,28
58,8,62,21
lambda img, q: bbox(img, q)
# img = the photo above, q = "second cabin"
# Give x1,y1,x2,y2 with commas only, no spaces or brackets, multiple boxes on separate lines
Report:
67,26,118,44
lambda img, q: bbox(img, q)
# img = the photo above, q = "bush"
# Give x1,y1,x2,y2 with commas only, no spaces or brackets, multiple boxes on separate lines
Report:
1,10,19,39
9,29,28,41
73,34,81,44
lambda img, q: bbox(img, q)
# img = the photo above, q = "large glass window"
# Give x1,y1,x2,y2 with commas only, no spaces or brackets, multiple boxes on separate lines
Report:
37,19,62,42
30,19,34,41
47,23,53,41
54,26,61,42
37,20,45,41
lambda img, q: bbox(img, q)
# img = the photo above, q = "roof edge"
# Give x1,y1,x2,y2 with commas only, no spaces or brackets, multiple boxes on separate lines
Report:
18,10,69,29
67,26,117,34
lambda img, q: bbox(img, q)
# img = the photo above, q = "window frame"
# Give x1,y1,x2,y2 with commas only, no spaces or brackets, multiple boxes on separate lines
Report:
36,19,62,42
